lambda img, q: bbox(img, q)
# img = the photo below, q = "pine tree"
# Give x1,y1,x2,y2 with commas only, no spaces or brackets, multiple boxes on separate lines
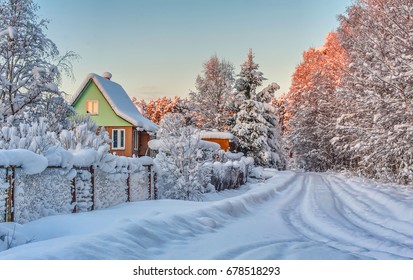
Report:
231,50,285,169
234,49,266,102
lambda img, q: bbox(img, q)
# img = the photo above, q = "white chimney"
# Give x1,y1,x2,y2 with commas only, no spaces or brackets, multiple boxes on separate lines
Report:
102,72,112,80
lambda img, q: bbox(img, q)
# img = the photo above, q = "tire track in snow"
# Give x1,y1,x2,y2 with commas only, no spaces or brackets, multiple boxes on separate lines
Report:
321,175,413,258
282,173,413,259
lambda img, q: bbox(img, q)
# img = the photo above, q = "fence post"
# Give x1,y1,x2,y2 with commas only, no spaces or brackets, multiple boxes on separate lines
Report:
145,164,156,200
127,169,131,202
147,165,152,200
5,166,15,222
153,171,157,200
71,170,77,213
89,166,95,211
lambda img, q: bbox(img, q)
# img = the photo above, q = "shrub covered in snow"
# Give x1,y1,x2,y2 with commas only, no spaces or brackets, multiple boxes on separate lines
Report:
211,157,252,191
152,113,217,201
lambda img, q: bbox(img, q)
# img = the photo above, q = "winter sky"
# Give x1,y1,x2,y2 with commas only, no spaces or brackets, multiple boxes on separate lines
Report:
36,0,352,100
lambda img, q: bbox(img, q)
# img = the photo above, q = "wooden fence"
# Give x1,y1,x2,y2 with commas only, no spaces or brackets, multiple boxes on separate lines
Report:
0,164,156,223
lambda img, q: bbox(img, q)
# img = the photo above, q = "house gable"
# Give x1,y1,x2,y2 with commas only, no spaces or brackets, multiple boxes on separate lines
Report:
72,80,133,127
71,73,158,133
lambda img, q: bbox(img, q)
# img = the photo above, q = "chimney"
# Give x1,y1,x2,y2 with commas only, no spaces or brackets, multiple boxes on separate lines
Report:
102,72,112,80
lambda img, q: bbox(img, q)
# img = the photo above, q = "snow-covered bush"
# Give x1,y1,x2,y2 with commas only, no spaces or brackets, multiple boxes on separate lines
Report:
211,157,251,191
152,113,217,201
0,118,59,154
61,114,111,151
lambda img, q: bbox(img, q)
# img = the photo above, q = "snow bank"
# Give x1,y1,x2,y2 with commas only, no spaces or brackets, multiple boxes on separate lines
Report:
0,149,47,175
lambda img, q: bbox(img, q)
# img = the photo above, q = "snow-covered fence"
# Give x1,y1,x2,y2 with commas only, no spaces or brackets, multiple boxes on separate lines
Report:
0,150,156,224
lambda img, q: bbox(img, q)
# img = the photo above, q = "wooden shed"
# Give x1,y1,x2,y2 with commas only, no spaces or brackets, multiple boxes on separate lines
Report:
200,131,234,152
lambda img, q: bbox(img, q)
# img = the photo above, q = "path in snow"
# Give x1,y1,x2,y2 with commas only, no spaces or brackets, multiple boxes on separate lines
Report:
0,171,412,259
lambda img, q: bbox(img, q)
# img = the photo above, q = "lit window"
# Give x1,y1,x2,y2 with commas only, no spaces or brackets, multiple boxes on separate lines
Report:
133,130,139,150
112,129,125,150
86,100,98,115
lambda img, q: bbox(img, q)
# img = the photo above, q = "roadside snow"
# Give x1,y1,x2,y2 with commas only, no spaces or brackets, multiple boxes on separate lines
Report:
0,171,413,259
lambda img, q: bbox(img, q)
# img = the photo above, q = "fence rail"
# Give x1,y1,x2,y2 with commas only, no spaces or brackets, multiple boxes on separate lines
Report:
0,164,156,223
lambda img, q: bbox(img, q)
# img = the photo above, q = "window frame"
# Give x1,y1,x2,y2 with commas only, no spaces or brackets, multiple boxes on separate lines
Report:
112,128,126,150
86,100,99,115
133,129,139,151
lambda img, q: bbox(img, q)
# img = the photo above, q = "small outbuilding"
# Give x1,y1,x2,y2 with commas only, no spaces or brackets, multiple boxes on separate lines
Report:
200,130,234,152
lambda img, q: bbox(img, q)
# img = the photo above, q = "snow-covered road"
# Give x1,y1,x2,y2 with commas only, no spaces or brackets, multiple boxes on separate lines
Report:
0,171,412,259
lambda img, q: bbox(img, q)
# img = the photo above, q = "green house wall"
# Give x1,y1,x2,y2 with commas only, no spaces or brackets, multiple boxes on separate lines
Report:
72,81,132,127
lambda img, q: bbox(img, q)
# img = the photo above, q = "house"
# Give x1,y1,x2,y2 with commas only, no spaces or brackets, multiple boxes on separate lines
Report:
200,130,234,152
71,72,158,157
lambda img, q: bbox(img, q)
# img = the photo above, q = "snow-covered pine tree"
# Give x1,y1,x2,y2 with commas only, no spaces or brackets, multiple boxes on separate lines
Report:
233,49,266,103
231,50,285,169
0,0,77,131
154,113,216,200
232,100,285,169
189,55,235,131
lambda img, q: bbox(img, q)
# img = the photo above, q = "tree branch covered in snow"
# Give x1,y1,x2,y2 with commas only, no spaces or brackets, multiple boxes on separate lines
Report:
0,0,78,130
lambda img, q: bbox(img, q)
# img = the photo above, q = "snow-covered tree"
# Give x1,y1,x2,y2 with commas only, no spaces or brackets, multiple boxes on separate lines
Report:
189,55,235,130
232,100,284,169
234,49,266,102
132,96,181,124
133,96,204,127
285,32,348,171
0,0,77,130
332,0,413,183
231,50,285,169
154,113,216,201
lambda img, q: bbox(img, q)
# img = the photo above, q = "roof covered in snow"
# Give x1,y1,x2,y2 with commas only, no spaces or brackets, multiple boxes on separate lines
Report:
71,73,158,132
200,131,234,140
148,138,220,151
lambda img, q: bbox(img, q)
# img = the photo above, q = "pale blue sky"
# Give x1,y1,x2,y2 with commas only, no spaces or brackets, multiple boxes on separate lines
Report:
36,0,352,100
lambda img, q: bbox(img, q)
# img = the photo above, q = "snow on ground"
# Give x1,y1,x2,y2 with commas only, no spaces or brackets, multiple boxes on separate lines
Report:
0,171,413,260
